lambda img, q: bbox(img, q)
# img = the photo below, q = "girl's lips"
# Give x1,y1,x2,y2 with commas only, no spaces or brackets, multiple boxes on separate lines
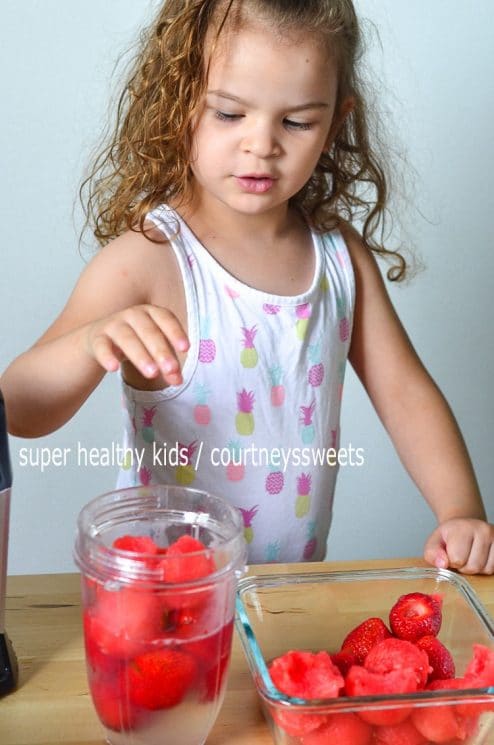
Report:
235,176,275,194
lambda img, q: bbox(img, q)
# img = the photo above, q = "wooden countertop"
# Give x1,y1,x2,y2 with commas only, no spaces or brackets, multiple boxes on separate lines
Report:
2,558,493,744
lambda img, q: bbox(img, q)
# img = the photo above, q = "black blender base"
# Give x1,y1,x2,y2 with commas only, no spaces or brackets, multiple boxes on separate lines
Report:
0,631,18,696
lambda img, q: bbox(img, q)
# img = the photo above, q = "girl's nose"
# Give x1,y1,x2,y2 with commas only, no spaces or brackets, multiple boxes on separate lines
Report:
241,121,281,159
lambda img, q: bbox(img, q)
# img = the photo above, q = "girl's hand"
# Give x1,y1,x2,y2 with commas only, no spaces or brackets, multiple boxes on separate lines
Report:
424,518,494,575
86,304,189,386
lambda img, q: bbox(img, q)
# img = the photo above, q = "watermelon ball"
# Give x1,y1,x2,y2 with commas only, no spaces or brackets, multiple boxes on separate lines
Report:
268,650,344,736
365,638,431,689
374,719,427,745
345,666,417,726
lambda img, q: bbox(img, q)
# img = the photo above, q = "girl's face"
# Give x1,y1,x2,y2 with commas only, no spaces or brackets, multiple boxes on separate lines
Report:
189,23,341,220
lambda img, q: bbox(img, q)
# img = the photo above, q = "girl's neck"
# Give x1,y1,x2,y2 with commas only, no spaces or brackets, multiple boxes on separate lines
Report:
175,190,304,250
171,191,315,296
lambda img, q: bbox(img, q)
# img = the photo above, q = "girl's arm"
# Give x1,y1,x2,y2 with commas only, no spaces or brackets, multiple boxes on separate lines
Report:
342,223,494,575
1,230,188,437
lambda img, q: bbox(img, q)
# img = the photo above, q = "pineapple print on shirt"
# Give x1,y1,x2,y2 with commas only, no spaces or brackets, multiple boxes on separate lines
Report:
269,364,285,406
337,296,350,342
139,465,152,486
240,505,259,544
265,540,282,563
199,316,216,363
175,441,197,485
295,473,312,518
235,389,255,435
265,453,284,495
307,340,324,387
240,326,258,368
295,302,311,339
299,400,316,444
141,406,157,443
225,440,245,482
303,520,318,560
193,383,211,425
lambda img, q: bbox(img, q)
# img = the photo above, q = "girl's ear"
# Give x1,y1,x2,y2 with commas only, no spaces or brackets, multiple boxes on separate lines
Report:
325,95,355,150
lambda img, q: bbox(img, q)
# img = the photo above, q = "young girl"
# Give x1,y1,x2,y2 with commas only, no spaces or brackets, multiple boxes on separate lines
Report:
2,0,492,571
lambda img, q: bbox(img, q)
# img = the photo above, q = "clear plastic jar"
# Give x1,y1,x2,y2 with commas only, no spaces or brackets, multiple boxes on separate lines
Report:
74,485,246,745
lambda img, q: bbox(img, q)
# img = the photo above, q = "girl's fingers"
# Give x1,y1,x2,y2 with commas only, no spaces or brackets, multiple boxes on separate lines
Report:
147,306,190,355
90,324,157,378
124,308,187,377
90,334,123,373
459,535,489,575
485,541,494,575
88,306,190,381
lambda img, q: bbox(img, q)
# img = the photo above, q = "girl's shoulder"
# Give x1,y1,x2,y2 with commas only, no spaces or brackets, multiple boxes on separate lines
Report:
54,222,185,333
87,221,182,302
334,220,382,281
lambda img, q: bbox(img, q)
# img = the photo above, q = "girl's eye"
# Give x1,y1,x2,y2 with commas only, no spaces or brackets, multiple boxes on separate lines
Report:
215,111,242,122
284,119,313,131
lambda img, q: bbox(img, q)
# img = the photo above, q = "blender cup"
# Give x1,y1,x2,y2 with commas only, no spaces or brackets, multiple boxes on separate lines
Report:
0,389,18,697
74,484,246,745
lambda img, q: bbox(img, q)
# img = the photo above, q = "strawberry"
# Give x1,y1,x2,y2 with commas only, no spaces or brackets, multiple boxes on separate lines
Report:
302,712,372,745
389,593,442,642
86,586,164,659
183,620,235,701
89,669,141,731
268,650,343,736
129,648,198,710
427,678,465,692
341,617,392,665
183,619,234,669
330,649,357,677
112,534,159,554
415,635,455,682
374,719,427,745
345,666,417,726
365,638,431,689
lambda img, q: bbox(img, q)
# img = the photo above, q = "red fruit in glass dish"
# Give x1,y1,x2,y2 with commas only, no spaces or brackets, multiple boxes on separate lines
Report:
389,593,442,643
463,643,494,686
270,650,344,699
345,665,418,726
302,712,373,745
129,648,198,710
268,650,344,736
365,638,431,689
411,698,470,743
455,644,494,718
341,617,392,665
330,649,358,677
374,719,427,745
415,635,455,682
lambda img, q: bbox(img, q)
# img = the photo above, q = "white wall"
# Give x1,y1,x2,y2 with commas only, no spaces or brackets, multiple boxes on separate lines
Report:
1,1,493,574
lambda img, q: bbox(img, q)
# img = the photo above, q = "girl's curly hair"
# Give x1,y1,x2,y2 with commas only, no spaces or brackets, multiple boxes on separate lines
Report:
79,0,407,280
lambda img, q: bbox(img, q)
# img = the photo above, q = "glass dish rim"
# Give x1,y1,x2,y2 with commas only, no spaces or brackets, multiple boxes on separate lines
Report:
235,566,494,707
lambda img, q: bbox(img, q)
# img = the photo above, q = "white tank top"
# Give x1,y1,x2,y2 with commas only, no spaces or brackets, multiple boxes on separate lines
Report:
117,205,355,563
